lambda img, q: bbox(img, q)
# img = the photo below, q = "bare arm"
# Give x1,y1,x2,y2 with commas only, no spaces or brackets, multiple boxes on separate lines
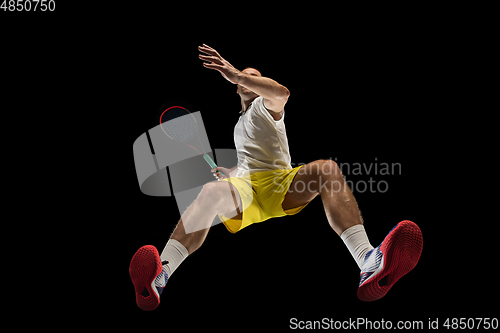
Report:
237,74,289,113
198,44,290,112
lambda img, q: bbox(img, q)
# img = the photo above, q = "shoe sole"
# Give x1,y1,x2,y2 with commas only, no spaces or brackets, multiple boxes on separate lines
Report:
129,245,162,311
357,220,423,301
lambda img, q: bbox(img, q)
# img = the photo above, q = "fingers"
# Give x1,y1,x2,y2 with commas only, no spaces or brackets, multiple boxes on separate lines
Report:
198,54,223,65
199,44,239,83
198,44,220,57
199,44,224,70
211,167,227,181
199,44,224,71
203,62,223,70
212,167,220,180
212,172,225,181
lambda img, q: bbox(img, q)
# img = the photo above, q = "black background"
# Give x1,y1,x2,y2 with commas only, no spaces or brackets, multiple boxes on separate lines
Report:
2,3,495,330
112,34,493,330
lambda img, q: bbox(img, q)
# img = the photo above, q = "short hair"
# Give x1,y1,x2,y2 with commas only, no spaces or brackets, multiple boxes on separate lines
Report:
242,67,262,75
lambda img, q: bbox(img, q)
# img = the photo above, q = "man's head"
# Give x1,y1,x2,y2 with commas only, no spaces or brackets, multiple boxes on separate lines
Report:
237,67,261,98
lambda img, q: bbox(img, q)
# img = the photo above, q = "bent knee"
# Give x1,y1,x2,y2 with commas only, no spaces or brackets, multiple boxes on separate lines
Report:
317,159,342,178
201,181,220,195
199,182,226,203
200,181,242,215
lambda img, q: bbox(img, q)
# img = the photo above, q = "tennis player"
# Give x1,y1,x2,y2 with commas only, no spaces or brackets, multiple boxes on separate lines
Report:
129,44,423,311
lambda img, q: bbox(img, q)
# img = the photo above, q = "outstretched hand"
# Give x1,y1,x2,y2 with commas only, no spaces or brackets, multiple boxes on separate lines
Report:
198,44,242,84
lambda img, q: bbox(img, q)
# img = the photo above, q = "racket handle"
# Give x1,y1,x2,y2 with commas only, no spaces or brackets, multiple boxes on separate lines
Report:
203,154,226,177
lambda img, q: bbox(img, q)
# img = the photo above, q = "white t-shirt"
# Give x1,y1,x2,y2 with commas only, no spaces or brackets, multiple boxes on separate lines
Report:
234,96,292,176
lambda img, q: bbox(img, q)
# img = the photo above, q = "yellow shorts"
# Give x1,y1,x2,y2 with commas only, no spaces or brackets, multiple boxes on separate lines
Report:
218,166,311,233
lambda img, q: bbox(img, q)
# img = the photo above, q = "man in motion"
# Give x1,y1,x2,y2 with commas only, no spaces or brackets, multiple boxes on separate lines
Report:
129,44,423,311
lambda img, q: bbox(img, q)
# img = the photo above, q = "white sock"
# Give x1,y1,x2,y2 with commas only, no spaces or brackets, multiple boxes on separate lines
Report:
160,239,189,277
340,224,374,269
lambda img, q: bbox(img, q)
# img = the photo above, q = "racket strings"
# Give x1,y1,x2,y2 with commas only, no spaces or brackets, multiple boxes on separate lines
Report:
160,107,198,142
160,107,207,155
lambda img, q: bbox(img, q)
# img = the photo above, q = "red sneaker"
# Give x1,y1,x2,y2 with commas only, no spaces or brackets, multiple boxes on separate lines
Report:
129,245,163,311
357,220,423,301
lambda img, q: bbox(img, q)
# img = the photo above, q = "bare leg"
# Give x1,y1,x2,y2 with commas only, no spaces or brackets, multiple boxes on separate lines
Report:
170,181,242,254
282,160,363,236
130,180,243,311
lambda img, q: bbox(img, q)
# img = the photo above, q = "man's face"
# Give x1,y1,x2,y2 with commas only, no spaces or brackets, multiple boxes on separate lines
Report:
237,68,262,96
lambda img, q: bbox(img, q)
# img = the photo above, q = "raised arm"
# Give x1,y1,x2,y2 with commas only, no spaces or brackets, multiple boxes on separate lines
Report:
198,44,290,113
236,72,290,113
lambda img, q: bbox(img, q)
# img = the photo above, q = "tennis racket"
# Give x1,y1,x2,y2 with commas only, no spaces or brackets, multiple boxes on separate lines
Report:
159,106,225,177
